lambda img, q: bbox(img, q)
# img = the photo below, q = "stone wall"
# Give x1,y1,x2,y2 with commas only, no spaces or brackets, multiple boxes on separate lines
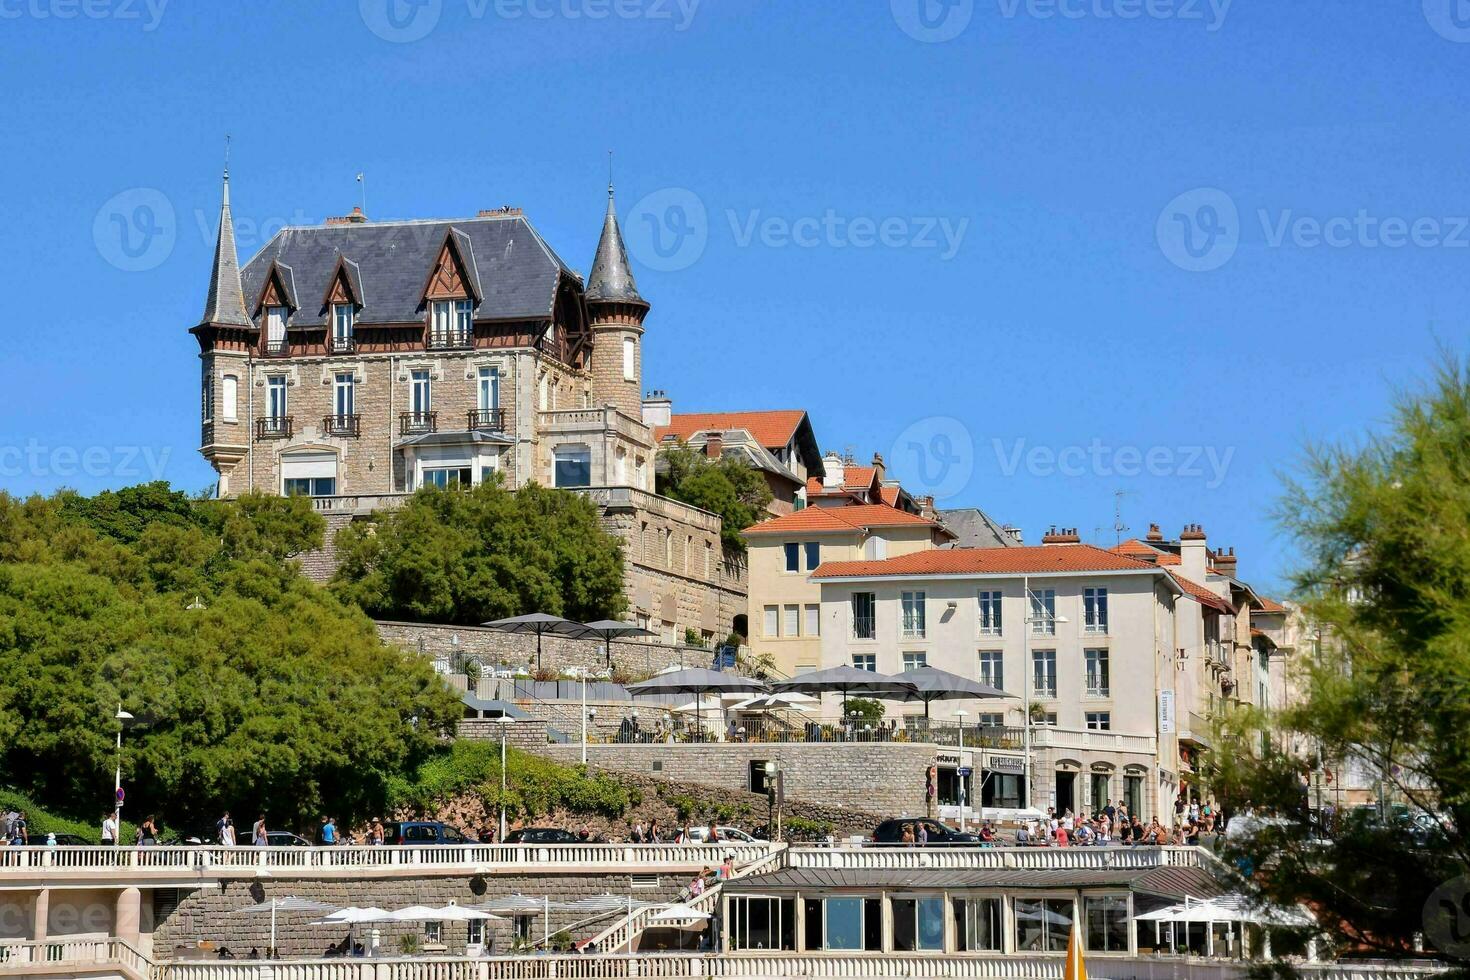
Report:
534,742,935,816
374,620,703,677
456,719,548,747
152,873,684,960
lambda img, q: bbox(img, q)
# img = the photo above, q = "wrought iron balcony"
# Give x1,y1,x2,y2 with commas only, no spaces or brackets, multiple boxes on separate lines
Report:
323,414,361,438
256,416,292,440
400,411,437,436
261,338,290,357
467,408,507,431
426,328,473,350
328,335,356,354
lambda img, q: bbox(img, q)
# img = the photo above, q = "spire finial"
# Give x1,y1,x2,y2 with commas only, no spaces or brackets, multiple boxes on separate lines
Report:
223,134,231,181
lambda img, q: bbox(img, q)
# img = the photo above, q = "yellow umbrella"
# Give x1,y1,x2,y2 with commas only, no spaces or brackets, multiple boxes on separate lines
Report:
1064,915,1088,980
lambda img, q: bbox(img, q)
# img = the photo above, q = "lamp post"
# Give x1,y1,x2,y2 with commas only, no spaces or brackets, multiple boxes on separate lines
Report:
499,722,507,842
114,704,133,814
955,709,968,832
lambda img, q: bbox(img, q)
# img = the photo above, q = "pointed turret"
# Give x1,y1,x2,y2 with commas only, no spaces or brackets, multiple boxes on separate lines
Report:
585,182,651,424
201,170,252,327
585,185,648,309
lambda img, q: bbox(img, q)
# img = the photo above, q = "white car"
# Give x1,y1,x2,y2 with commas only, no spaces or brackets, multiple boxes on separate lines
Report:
674,826,761,844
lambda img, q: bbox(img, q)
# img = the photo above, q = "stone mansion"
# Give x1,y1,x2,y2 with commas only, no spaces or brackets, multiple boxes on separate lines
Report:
190,173,745,643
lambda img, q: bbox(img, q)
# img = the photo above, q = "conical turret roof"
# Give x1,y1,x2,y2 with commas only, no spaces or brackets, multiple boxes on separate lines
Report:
201,171,252,327
585,186,647,308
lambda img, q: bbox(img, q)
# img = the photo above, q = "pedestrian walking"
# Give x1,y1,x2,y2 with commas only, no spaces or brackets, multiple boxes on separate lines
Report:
252,814,268,847
101,810,119,847
220,816,236,847
10,810,29,846
371,818,384,846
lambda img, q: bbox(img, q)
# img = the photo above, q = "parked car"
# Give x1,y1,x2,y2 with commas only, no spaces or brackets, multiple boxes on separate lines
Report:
674,826,762,844
503,827,594,844
382,821,469,845
48,833,91,846
871,818,981,846
263,831,312,847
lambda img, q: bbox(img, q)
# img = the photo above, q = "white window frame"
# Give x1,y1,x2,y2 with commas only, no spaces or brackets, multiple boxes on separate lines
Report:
478,365,500,411
622,336,636,381
266,305,287,344
332,302,354,341
1086,711,1112,731
902,651,927,671
410,369,432,414
764,605,779,638
221,374,238,422
978,650,1004,690
1084,648,1110,698
852,653,876,671
1084,587,1109,635
804,604,820,638
333,372,355,418
851,592,876,640
1029,589,1057,636
1032,649,1057,699
901,591,926,638
977,590,1003,636
783,604,800,637
266,375,288,420
455,299,473,337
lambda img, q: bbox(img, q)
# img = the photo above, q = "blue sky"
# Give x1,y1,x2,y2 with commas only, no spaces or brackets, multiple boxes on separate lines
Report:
2,0,1467,595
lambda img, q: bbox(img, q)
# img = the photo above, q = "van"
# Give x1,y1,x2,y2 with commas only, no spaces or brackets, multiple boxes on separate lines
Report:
382,821,469,845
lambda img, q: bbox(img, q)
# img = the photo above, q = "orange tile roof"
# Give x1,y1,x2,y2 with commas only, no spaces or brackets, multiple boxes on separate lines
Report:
812,544,1160,578
746,504,939,536
1111,539,1180,565
656,410,807,450
806,466,879,496
1169,572,1236,615
879,486,900,506
1255,596,1287,614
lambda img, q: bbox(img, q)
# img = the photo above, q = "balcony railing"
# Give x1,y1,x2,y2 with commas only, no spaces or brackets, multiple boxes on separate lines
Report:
255,416,292,440
468,408,507,431
426,328,473,350
852,616,876,639
327,334,355,354
323,414,360,437
261,338,289,357
400,411,437,435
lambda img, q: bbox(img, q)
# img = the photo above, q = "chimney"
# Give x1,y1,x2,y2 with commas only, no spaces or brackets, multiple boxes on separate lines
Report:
478,206,524,217
1041,525,1081,545
1180,523,1208,580
705,430,724,460
1146,523,1163,542
326,206,369,226
917,495,936,519
822,451,845,490
1004,525,1024,544
641,390,672,429
871,452,886,483
1214,546,1238,577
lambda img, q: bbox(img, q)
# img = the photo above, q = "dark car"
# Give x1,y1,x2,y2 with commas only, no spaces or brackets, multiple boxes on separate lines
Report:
503,827,591,844
871,818,982,846
49,833,90,846
382,821,469,845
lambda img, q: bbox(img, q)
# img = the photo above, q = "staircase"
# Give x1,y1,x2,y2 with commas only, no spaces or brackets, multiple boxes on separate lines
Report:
585,844,788,953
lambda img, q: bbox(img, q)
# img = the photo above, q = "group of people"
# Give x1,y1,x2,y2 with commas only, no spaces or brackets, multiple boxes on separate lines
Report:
1010,799,1222,847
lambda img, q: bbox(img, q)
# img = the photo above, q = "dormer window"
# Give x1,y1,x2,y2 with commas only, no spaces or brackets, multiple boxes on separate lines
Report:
331,303,355,353
428,299,473,349
265,305,288,356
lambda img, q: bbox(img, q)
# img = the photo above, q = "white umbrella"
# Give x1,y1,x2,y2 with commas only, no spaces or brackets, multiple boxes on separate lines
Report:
474,895,547,916
671,697,726,716
232,897,338,954
388,905,448,922
315,907,392,924
652,904,712,922
428,904,503,921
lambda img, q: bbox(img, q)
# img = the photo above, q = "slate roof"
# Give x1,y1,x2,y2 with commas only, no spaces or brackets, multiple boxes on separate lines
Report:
723,864,1222,900
937,508,1018,549
585,189,646,306
240,213,577,328
745,504,946,536
200,174,252,327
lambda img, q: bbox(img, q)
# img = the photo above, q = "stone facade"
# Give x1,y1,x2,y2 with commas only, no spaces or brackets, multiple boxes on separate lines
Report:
535,742,938,816
374,620,706,677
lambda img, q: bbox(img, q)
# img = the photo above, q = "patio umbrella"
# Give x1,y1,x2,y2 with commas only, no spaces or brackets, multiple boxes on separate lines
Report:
481,613,584,669
566,619,657,667
232,897,338,954
770,664,911,714
652,903,712,922
474,895,548,916
726,692,818,712
314,907,392,924
880,665,1009,721
625,668,766,741
388,905,451,922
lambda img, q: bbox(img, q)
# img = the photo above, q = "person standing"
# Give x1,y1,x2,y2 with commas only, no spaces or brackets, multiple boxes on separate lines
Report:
371,819,384,846
101,810,118,847
9,811,27,846
252,815,268,847
220,816,236,847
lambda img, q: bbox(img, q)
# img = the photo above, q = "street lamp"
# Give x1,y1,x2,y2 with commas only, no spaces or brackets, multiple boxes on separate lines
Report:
114,704,134,814
955,709,968,832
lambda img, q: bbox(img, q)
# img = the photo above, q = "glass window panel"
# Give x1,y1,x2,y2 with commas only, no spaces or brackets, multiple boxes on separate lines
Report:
784,542,800,572
824,898,863,951
1085,895,1130,952
803,541,820,570
891,898,917,952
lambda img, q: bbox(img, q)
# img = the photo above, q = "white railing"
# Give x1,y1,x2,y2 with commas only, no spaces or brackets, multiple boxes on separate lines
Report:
0,843,778,876
783,845,1206,872
0,938,151,978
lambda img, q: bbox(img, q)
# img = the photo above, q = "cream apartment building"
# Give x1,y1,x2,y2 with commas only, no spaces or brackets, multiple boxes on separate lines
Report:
811,540,1202,820
744,504,954,675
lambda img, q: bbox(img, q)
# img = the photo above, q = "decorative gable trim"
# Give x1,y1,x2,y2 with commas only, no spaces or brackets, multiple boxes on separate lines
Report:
419,227,482,306
320,253,366,311
253,259,299,314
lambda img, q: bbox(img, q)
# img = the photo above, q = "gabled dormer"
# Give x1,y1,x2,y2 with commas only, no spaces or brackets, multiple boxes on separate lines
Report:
253,259,298,357
420,227,480,350
322,253,365,354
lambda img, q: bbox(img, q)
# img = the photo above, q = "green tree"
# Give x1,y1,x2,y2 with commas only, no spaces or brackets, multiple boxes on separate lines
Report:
656,442,773,551
330,480,625,627
0,489,458,832
1211,355,1470,974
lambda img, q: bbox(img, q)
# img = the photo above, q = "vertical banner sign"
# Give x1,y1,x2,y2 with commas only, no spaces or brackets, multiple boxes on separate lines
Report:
1158,691,1176,734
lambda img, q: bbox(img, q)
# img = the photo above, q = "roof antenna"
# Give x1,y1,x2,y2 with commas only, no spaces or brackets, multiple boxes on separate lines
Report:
607,149,614,198
223,133,231,181
356,170,366,215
